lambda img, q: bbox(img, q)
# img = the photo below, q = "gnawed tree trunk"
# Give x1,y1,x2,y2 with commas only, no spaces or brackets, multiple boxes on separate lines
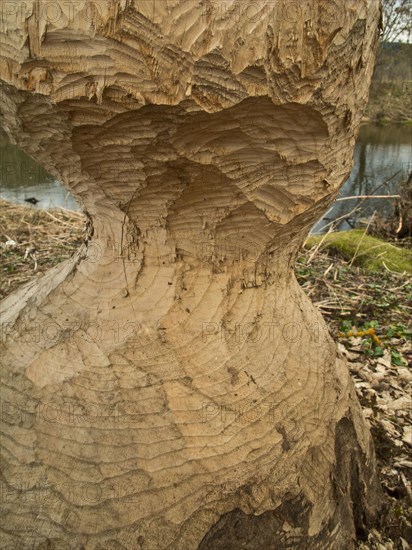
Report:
0,1,382,548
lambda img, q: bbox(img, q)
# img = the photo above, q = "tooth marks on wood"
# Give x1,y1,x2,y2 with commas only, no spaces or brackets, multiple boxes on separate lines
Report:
0,1,382,548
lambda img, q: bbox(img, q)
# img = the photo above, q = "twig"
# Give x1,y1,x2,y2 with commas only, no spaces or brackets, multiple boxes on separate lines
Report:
317,205,362,233
306,225,334,265
316,170,402,233
335,194,401,201
388,279,412,292
44,210,77,228
348,211,376,268
323,263,334,277
400,472,412,502
396,213,403,234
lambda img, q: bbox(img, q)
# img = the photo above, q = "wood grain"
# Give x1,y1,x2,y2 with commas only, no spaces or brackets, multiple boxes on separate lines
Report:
0,1,382,548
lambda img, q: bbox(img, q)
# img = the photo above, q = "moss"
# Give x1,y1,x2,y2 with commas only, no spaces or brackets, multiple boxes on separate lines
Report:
305,230,412,274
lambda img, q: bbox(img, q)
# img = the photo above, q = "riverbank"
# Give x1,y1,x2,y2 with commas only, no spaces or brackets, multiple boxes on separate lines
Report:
0,199,411,548
366,42,412,126
366,80,412,126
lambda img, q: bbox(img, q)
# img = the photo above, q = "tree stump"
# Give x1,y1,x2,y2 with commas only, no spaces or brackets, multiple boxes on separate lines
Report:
0,1,382,548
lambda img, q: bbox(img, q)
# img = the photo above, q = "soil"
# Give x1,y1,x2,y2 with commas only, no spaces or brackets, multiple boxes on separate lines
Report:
0,199,411,549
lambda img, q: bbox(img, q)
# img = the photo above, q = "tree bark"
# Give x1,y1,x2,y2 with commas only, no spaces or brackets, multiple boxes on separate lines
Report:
0,1,382,548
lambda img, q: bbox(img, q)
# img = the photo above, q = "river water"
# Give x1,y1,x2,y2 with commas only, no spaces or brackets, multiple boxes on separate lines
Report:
0,138,80,212
312,124,412,233
0,125,411,232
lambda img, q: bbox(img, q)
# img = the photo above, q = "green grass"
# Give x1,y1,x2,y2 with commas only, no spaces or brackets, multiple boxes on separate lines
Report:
305,230,412,273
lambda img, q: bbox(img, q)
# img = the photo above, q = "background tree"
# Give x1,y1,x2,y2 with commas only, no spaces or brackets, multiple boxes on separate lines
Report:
382,0,412,43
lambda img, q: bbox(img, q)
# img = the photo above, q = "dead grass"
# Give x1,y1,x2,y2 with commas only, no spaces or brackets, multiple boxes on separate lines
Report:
296,249,412,550
296,248,412,332
0,199,85,299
